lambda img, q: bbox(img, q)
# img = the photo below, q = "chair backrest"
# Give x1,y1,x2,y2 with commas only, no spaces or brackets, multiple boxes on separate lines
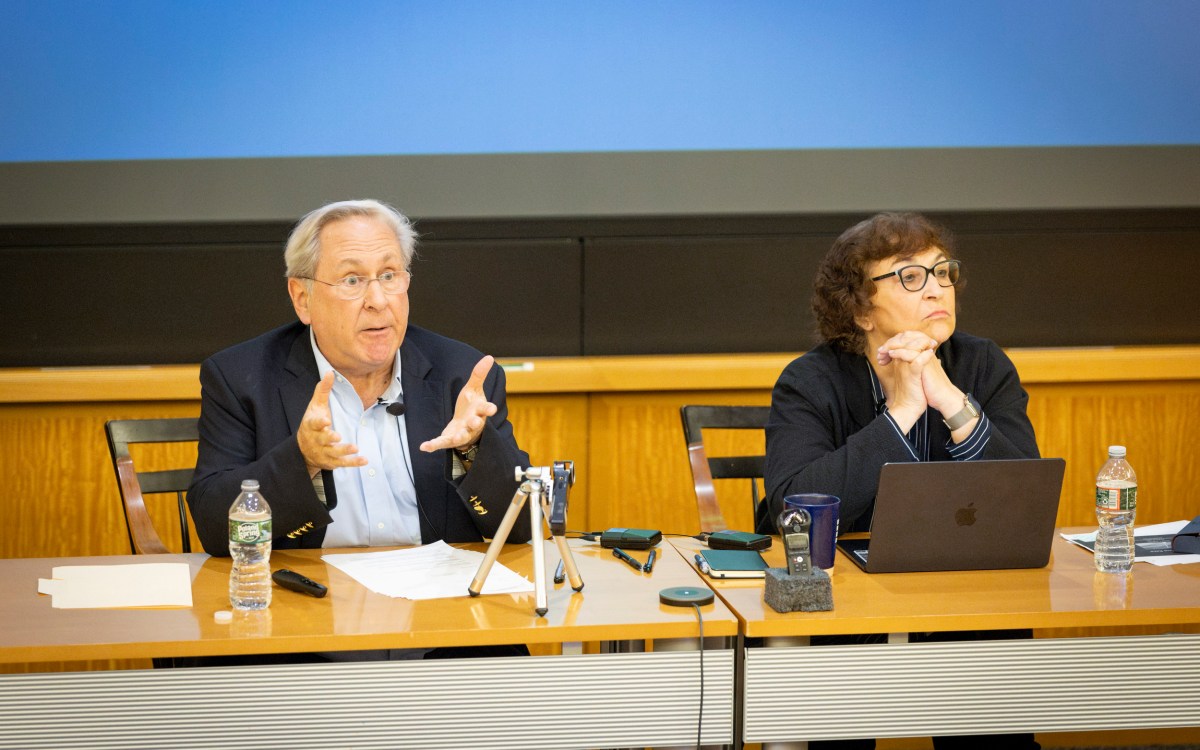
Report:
680,405,770,533
104,418,199,555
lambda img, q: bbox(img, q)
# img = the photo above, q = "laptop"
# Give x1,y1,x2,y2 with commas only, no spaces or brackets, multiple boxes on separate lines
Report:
837,458,1065,573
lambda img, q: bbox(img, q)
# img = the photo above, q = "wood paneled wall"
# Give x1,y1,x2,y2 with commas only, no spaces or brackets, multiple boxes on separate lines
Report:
3,347,1197,561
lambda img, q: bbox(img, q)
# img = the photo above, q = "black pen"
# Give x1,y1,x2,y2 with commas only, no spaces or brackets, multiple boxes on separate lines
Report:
694,553,711,575
553,559,566,584
612,547,644,572
643,549,657,574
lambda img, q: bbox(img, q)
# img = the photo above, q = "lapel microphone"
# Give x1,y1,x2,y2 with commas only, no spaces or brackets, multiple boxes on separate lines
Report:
379,392,433,535
377,395,406,416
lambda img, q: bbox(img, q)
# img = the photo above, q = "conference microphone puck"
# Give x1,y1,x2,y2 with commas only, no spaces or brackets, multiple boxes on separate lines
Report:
659,586,714,607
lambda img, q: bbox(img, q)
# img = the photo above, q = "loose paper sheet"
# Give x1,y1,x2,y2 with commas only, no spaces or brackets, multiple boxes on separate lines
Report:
1062,520,1200,566
323,540,533,600
37,562,193,608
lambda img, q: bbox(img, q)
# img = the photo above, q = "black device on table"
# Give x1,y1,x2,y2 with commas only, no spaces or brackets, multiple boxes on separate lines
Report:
272,569,328,598
705,530,772,551
599,528,662,550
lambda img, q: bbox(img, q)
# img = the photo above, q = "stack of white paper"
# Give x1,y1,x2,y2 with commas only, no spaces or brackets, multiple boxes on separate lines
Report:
323,540,533,600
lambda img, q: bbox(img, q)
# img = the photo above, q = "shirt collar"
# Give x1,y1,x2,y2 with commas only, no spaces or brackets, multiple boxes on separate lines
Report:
308,327,404,407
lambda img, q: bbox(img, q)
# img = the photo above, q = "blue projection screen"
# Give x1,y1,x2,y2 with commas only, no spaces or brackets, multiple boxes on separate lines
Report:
2,0,1198,223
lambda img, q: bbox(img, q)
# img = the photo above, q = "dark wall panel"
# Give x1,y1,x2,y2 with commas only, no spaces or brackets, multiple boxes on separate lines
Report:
1,234,581,367
2,209,1197,368
582,235,827,355
957,230,1200,347
2,243,294,367
580,212,1200,355
408,238,582,357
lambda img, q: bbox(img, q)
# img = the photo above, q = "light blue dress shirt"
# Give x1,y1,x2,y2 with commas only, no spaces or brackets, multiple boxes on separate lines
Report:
310,332,422,548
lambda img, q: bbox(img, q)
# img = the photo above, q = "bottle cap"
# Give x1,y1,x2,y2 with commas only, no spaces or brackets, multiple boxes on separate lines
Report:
213,610,233,624
1108,445,1126,458
240,479,261,491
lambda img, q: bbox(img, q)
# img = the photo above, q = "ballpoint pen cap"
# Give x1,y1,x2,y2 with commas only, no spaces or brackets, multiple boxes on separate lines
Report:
643,549,657,572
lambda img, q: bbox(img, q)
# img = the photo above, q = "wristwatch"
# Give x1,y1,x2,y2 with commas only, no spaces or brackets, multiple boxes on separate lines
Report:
943,393,980,431
453,442,479,468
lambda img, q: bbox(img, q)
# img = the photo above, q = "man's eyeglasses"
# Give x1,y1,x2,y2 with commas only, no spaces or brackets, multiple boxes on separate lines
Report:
871,259,961,292
300,270,411,300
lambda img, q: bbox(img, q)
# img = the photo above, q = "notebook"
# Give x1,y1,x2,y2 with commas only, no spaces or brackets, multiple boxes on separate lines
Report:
837,458,1065,573
697,549,769,579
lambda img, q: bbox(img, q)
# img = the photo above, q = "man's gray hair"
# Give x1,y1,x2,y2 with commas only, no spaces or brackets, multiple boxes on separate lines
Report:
284,199,417,279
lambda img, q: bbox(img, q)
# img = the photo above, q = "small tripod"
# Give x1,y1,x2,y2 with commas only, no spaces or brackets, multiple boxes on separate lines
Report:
468,462,584,616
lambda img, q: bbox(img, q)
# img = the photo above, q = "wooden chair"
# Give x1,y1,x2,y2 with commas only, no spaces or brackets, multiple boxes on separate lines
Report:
680,405,771,533
104,418,199,554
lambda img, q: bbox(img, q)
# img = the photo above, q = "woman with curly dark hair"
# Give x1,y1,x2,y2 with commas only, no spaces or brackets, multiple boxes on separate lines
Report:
765,212,1041,535
763,214,1044,750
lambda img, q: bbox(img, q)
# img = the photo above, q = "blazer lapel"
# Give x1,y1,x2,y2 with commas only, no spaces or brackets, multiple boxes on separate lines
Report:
281,328,320,433
401,337,450,540
280,327,338,522
844,349,879,434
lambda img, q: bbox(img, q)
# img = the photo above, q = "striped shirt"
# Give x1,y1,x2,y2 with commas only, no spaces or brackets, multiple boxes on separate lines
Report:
866,360,991,462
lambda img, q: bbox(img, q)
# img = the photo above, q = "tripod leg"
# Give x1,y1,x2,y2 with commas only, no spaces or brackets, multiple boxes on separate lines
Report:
468,485,528,597
551,531,584,592
530,485,548,616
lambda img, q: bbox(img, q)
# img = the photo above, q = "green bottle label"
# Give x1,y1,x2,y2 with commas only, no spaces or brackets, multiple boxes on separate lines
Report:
1095,484,1136,511
229,518,272,544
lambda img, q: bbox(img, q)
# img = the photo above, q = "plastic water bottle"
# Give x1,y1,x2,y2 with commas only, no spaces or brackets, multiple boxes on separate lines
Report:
229,479,272,609
1094,446,1137,574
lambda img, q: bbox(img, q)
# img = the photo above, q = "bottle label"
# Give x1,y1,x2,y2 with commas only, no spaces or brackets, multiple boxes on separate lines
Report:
229,519,272,544
1095,484,1137,511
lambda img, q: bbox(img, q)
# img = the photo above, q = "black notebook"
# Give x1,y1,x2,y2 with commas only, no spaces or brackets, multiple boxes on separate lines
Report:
837,458,1065,573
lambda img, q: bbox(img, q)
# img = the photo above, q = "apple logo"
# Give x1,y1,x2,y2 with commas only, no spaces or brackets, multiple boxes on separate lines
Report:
955,502,977,527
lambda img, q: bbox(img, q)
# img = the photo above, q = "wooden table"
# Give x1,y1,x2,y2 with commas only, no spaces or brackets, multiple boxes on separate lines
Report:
0,540,738,750
672,531,1200,747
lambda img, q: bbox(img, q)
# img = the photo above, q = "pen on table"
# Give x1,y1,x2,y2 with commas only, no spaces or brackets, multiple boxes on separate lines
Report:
642,548,657,574
553,559,566,584
612,547,644,573
694,553,711,575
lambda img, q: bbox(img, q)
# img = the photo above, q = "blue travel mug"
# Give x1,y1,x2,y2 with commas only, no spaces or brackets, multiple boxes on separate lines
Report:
783,494,840,569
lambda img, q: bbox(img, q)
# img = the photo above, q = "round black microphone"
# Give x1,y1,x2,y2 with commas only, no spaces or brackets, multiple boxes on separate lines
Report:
378,395,406,416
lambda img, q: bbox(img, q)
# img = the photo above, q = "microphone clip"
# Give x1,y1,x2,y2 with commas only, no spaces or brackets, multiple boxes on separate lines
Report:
377,395,406,416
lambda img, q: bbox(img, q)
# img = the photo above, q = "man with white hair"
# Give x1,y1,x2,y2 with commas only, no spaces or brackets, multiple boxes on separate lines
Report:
187,199,530,556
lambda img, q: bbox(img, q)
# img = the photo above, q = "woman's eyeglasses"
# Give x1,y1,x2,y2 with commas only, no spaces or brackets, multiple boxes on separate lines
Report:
870,259,961,292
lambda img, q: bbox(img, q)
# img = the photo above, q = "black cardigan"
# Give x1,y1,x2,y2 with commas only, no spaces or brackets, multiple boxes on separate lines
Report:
764,331,1040,533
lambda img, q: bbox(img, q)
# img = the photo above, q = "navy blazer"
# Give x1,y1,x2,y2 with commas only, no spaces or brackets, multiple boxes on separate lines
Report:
187,321,530,556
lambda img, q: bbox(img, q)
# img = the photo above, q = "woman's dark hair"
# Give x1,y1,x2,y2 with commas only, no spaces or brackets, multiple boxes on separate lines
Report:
812,212,957,353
